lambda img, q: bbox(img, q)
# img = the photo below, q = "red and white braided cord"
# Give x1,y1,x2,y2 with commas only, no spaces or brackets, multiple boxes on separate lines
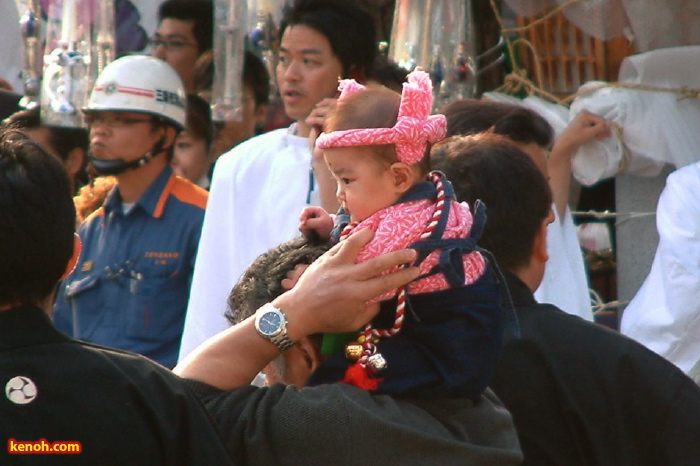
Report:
350,172,446,369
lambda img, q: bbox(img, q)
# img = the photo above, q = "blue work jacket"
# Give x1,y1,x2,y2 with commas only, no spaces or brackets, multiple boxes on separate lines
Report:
54,166,208,368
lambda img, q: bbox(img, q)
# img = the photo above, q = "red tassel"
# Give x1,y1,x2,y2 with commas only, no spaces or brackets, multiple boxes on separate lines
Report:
341,363,382,391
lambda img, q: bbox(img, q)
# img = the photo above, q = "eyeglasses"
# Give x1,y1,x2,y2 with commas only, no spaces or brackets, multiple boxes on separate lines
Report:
149,37,199,51
85,114,154,128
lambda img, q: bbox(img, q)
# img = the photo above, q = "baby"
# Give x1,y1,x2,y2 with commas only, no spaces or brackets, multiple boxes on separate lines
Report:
301,70,504,398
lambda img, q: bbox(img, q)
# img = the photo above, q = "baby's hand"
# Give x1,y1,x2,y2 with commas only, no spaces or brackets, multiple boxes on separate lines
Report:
299,206,334,241
306,98,338,140
281,264,311,291
307,97,338,161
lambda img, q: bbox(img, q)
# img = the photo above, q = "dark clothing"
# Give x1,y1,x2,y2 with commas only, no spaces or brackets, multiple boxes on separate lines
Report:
0,305,232,465
0,90,21,120
186,379,522,465
491,272,700,465
309,276,503,399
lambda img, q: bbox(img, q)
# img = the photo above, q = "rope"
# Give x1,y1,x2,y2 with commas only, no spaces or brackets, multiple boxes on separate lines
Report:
344,172,448,372
488,0,700,106
339,221,358,240
509,37,545,88
590,288,629,313
500,0,589,34
560,81,700,105
571,209,655,227
488,0,568,104
494,68,566,104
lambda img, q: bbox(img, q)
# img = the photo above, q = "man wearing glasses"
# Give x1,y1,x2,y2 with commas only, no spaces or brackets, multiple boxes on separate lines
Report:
53,55,209,369
151,0,213,93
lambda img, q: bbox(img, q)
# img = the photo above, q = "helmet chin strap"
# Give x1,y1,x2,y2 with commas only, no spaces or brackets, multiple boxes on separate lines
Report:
88,138,166,176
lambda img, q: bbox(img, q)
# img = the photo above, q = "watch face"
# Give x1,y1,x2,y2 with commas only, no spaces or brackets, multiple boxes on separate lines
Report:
258,310,283,337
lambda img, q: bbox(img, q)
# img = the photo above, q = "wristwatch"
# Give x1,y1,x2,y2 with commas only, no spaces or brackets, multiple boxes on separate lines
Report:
254,303,294,351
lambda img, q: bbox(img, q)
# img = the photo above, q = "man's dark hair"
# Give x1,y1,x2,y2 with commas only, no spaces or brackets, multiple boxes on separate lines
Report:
158,0,214,53
226,238,331,325
279,0,376,79
0,129,76,304
432,133,552,272
368,55,409,92
185,94,213,148
2,107,89,163
244,51,271,106
193,50,271,107
442,99,554,149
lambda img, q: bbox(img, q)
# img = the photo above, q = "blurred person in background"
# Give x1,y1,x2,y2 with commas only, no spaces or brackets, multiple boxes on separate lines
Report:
152,0,213,93
2,107,87,194
172,94,214,188
193,49,270,162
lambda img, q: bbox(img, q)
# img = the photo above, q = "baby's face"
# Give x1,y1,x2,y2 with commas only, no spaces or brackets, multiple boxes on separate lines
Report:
324,147,400,222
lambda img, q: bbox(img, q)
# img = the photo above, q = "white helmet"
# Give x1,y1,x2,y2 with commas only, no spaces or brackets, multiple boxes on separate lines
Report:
84,55,186,130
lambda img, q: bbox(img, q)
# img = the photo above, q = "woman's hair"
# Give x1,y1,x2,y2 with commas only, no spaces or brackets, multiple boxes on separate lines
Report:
442,99,554,148
325,85,432,174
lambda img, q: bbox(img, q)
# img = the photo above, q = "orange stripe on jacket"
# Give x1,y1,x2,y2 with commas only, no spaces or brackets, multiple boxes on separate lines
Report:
154,174,208,218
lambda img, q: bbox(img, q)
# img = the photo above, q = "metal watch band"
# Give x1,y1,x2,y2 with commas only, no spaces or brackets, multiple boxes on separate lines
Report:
270,332,294,351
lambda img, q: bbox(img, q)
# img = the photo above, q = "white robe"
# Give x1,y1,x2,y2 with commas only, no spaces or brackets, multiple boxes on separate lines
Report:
535,205,594,321
621,162,700,382
178,125,314,360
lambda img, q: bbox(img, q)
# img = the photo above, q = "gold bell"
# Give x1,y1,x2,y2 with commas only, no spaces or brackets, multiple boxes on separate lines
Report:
367,353,387,373
345,343,364,361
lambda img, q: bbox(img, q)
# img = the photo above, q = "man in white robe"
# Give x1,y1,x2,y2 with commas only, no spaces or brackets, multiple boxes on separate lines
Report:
178,0,377,360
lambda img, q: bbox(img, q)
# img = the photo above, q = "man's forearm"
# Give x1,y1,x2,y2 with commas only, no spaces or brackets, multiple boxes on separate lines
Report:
174,317,280,389
174,229,419,389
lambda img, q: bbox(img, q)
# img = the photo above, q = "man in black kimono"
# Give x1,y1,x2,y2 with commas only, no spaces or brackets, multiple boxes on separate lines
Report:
433,133,700,466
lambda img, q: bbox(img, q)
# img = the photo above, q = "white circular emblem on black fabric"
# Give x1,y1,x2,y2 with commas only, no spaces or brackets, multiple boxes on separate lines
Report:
5,376,38,405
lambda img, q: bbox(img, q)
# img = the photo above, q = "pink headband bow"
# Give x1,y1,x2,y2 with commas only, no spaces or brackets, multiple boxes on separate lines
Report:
316,69,447,166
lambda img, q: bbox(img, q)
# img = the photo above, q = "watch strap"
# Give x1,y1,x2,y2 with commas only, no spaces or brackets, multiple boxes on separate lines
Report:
270,332,294,351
